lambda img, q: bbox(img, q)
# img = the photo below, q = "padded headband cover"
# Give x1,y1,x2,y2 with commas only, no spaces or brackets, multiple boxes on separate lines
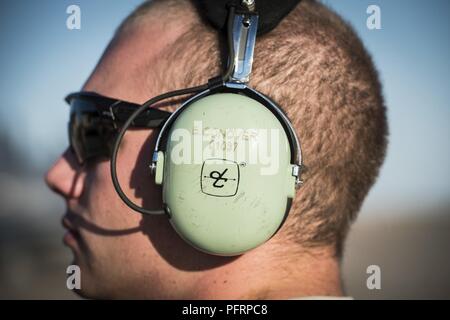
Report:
193,0,302,35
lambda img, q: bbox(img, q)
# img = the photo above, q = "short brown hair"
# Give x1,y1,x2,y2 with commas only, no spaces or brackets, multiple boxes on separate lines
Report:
119,0,388,257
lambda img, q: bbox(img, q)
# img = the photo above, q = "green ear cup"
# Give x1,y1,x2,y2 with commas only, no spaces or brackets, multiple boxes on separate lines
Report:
161,93,296,255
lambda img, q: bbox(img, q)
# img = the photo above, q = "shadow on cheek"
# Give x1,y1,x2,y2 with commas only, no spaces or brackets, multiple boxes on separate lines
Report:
67,210,141,236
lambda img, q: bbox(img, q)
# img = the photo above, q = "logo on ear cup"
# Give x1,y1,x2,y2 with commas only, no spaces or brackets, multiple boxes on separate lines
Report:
200,159,240,197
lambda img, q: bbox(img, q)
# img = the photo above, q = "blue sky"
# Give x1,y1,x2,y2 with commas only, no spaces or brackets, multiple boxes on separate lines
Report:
0,0,449,213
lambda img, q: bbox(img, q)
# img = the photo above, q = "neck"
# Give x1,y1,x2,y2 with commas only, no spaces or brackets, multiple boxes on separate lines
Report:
192,245,343,299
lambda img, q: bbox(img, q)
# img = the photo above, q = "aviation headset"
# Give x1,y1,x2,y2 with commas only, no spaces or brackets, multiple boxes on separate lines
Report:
111,0,304,256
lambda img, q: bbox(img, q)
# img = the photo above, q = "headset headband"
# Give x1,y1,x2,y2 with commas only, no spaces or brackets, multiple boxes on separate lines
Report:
152,3,303,187
194,0,302,35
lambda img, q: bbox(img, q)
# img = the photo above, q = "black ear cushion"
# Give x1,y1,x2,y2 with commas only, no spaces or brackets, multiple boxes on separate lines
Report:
192,0,302,35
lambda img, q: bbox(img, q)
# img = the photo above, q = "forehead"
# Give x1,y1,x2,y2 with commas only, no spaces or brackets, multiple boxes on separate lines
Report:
82,18,187,104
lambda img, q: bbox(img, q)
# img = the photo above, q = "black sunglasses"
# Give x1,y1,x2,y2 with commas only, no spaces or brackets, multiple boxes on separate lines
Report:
66,91,172,164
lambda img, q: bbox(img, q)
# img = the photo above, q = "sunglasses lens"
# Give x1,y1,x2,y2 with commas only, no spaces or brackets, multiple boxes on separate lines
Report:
66,92,172,164
69,101,116,164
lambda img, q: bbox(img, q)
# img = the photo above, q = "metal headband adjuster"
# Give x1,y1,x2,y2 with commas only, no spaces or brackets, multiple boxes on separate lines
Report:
229,8,259,84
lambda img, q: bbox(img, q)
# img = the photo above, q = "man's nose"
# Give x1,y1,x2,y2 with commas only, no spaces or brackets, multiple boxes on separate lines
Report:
45,148,86,199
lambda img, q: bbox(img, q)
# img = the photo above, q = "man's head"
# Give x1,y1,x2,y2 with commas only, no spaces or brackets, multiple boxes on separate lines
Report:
45,0,387,299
